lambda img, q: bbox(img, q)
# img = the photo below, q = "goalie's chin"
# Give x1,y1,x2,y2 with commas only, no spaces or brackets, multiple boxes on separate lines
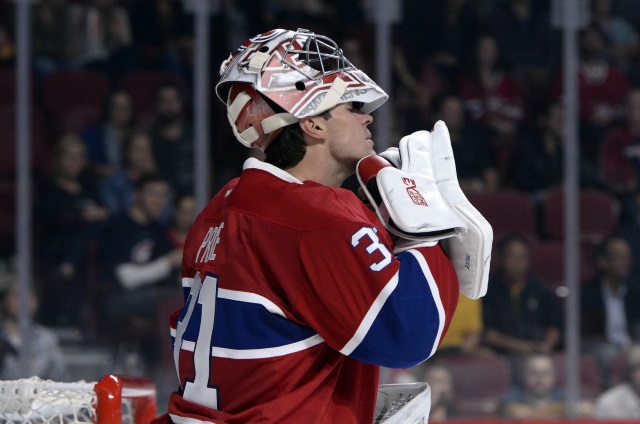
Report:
366,138,376,154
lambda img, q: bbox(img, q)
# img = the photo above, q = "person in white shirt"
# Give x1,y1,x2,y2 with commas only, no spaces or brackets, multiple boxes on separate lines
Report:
595,344,640,418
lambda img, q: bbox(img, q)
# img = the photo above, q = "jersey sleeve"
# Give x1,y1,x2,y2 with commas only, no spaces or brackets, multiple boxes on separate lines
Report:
294,219,459,368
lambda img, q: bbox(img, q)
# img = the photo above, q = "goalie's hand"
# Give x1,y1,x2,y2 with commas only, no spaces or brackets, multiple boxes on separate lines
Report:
356,131,465,250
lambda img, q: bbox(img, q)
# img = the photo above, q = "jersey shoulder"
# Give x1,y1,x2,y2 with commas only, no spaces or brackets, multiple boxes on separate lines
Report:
229,168,374,230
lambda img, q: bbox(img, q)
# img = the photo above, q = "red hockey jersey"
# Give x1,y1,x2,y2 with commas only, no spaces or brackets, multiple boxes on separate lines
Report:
156,158,459,424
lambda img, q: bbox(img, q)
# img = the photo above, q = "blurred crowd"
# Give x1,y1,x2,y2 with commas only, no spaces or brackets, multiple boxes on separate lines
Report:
1,0,640,419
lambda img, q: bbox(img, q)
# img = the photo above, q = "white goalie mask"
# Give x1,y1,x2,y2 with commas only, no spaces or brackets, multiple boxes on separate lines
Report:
216,28,389,150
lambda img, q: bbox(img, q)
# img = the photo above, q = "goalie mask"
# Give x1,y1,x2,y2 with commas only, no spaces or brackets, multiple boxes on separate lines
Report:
216,28,389,150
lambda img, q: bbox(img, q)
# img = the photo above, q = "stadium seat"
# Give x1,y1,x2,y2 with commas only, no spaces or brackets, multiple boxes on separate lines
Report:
540,187,619,243
551,352,603,400
0,105,52,178
530,239,565,291
466,190,537,239
119,70,186,117
42,70,110,135
439,353,512,417
0,68,35,107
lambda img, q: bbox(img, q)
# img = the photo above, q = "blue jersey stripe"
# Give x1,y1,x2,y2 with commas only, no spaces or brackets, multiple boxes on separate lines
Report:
348,250,443,368
179,295,318,351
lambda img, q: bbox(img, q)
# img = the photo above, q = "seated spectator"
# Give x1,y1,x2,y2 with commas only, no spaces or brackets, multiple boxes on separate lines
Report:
100,130,163,219
513,102,607,193
82,90,135,176
128,0,192,78
550,24,629,165
31,0,84,77
166,193,196,251
497,353,594,418
487,0,559,103
513,102,564,193
34,134,110,327
595,344,640,418
98,173,182,361
591,0,639,74
617,189,640,275
582,236,640,385
437,294,483,356
459,33,524,141
81,0,134,82
149,82,194,195
600,88,640,195
482,233,563,355
0,280,69,381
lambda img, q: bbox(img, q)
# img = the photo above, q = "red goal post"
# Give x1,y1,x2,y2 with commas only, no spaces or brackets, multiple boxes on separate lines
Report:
0,374,157,424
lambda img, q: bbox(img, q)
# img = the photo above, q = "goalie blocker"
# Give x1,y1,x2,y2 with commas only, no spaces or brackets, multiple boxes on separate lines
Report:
357,122,492,299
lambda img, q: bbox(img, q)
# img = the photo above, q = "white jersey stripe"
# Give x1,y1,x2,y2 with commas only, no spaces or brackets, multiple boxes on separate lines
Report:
408,249,446,357
179,334,324,359
339,272,399,356
218,288,286,317
182,277,193,289
170,414,212,424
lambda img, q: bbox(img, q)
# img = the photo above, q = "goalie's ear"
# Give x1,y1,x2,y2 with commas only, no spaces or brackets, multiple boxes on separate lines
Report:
298,115,327,142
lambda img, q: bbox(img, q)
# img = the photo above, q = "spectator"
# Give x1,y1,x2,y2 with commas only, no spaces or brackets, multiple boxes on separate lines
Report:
513,102,607,194
81,0,134,82
582,236,640,385
98,173,182,361
99,130,164,219
600,88,640,195
82,90,136,176
128,0,192,75
432,94,498,192
487,0,559,110
551,24,629,165
392,46,448,136
595,344,640,418
34,134,109,327
513,102,564,193
166,193,196,251
591,0,639,74
31,0,84,76
482,233,563,355
401,0,484,87
149,82,194,195
617,189,640,277
0,281,70,381
459,33,524,141
497,353,593,418
437,294,483,356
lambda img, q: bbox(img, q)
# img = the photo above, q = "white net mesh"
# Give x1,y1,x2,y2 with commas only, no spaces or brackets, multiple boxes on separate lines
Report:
0,378,97,423
0,377,139,424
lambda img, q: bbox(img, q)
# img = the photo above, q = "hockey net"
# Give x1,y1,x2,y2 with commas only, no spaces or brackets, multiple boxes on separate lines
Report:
0,374,156,424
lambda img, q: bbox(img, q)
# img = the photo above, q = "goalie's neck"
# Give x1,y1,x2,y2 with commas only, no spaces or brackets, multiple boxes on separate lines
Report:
285,149,353,188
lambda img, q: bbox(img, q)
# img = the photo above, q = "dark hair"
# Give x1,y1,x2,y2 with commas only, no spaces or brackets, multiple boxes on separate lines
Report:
263,99,332,169
593,235,627,261
497,232,531,256
153,81,183,104
135,172,167,191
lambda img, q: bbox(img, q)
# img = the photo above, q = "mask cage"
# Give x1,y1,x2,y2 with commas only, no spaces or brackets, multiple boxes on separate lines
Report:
281,29,357,82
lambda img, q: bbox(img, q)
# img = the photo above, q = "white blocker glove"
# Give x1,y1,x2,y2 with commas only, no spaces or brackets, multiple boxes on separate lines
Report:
430,120,493,299
356,130,466,253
